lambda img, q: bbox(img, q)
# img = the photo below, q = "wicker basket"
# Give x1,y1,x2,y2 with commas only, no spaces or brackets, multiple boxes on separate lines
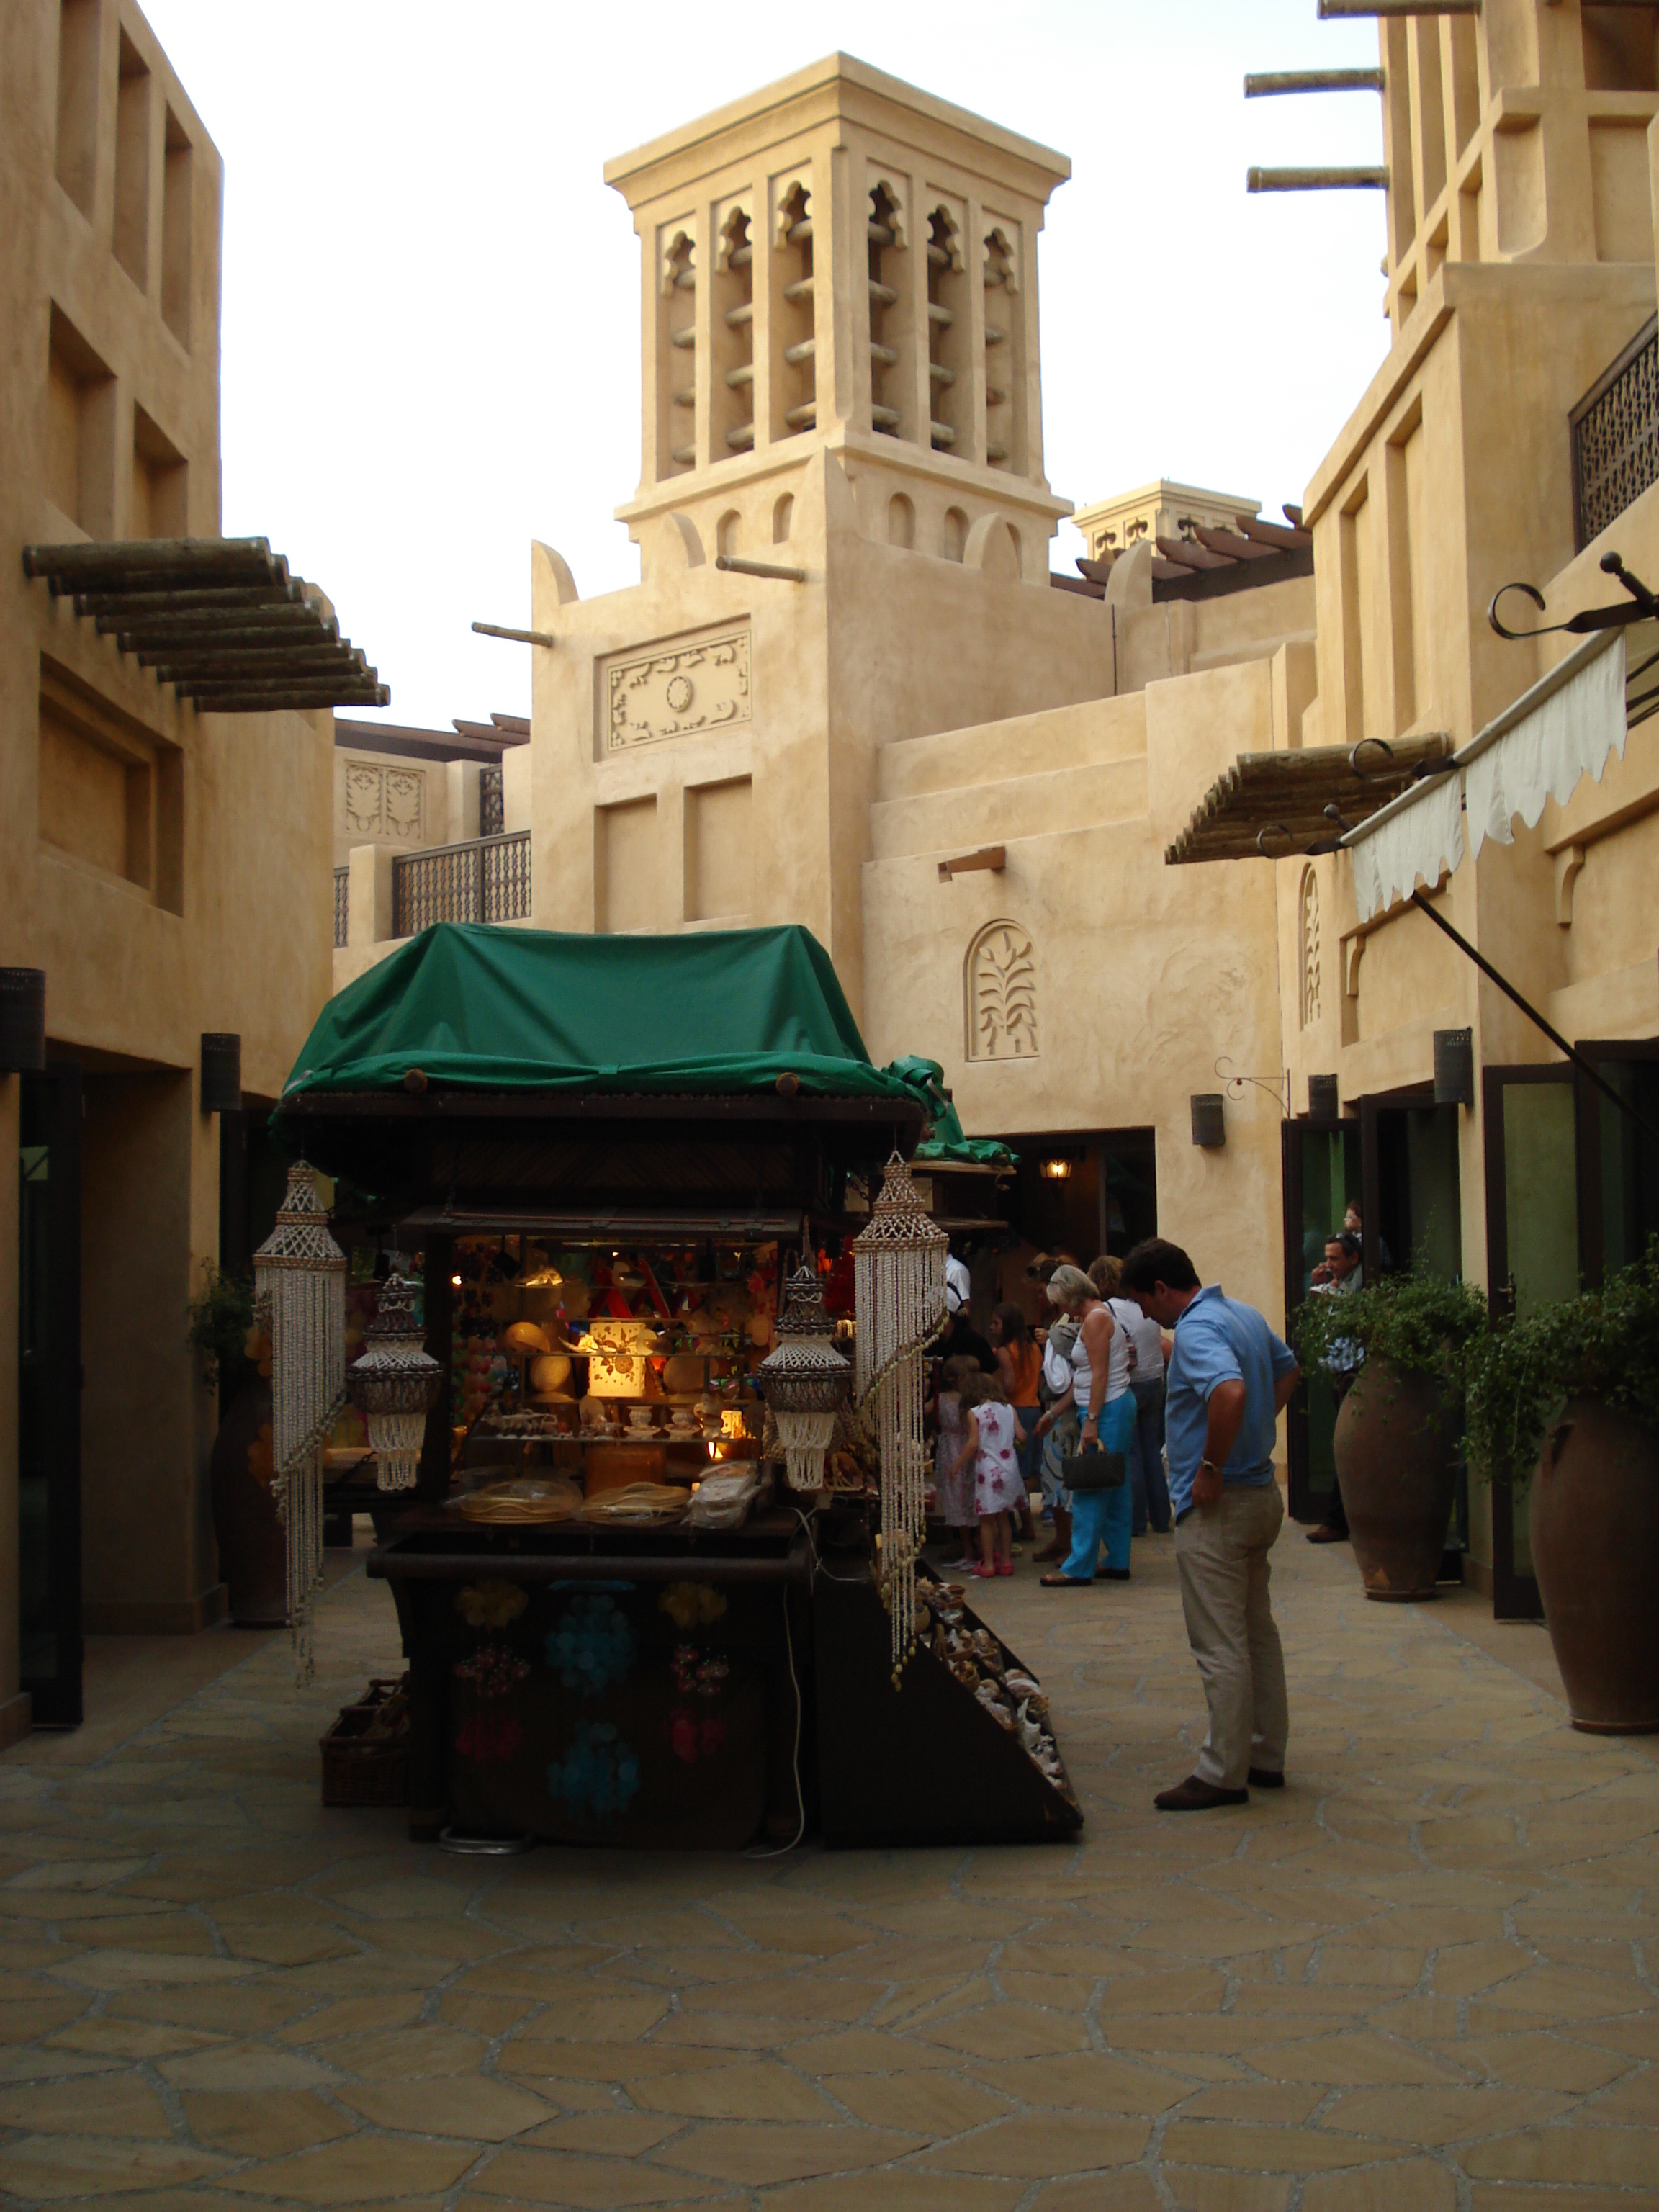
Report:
320,1676,410,1808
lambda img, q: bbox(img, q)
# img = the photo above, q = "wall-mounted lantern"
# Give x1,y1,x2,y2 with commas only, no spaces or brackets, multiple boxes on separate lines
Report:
1190,1094,1226,1148
1433,1028,1474,1110
200,1033,243,1115
0,970,45,1075
1038,1155,1075,1181
1308,1072,1339,1119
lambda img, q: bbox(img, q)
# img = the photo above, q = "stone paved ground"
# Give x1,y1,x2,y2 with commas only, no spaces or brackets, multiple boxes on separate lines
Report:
1,1527,1658,2212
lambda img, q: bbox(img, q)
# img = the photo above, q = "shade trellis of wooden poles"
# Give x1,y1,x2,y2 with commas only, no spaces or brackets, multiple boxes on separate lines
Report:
19,536,389,711
1164,734,1453,863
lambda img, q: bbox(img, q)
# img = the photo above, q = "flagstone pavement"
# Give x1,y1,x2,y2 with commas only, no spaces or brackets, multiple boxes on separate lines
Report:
1,1523,1658,2212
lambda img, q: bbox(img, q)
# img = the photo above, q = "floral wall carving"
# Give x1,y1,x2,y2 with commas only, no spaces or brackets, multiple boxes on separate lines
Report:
1299,866,1321,1030
344,760,425,843
601,626,752,755
966,920,1038,1061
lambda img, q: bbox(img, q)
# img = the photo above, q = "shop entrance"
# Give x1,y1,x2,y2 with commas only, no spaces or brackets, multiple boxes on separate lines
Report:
974,1129,1157,1317
1282,1086,1462,1530
17,1065,83,1727
1483,1038,1659,1619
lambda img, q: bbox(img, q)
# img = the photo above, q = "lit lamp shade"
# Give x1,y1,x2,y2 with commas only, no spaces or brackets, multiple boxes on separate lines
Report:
1039,1156,1074,1181
755,1265,850,1491
346,1270,443,1492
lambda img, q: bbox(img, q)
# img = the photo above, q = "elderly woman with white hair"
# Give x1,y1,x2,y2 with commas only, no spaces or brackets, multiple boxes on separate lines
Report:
1033,1262,1136,1588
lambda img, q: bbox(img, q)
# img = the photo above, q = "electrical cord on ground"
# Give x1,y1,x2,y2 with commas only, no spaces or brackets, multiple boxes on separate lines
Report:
744,1586,805,1858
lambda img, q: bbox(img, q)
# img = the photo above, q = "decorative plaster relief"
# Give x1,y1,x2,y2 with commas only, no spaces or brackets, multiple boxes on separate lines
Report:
966,919,1038,1061
344,760,425,842
1299,866,1322,1028
601,626,752,755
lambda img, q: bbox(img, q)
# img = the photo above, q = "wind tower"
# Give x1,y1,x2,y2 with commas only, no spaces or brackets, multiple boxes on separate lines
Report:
604,53,1071,575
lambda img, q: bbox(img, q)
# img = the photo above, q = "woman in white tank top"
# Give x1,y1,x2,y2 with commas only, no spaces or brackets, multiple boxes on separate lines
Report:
1040,1264,1136,1588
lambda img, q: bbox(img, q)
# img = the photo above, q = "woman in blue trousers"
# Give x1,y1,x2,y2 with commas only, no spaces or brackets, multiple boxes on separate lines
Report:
1036,1264,1135,1586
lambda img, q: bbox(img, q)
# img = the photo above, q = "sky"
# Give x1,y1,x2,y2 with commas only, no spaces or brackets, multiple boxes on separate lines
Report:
140,0,1391,734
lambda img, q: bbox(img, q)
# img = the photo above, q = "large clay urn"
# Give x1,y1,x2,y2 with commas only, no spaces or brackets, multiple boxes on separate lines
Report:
1333,1358,1460,1601
209,1376,287,1628
1530,1397,1659,1734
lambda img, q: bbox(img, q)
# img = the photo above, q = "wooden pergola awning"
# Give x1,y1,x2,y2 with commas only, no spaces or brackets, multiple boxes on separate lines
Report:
21,536,388,713
1164,732,1454,863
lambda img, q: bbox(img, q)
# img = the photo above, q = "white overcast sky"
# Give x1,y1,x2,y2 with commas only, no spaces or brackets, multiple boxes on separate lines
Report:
141,0,1388,734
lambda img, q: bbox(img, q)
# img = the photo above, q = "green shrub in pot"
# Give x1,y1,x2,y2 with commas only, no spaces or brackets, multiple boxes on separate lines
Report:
1464,1236,1659,1485
1465,1237,1659,1731
1291,1272,1488,1600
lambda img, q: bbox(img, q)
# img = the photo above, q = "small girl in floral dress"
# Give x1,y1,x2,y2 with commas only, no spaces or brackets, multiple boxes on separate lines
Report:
951,1371,1022,1579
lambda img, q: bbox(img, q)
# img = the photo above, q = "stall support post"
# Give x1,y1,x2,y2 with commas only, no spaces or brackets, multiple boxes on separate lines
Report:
417,1237,454,1502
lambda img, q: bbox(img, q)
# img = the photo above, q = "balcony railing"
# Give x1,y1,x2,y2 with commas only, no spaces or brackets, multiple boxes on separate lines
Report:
333,866,349,949
1572,313,1659,552
480,763,504,838
392,830,531,937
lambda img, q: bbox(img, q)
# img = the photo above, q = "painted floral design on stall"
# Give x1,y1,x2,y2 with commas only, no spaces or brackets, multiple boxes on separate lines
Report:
454,1645,530,1699
659,1581,727,1632
456,1709,525,1764
665,1640,730,1764
546,1593,635,1694
547,1721,641,1817
456,1581,528,1631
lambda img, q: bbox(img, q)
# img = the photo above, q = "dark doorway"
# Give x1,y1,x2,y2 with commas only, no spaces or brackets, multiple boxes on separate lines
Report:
977,1128,1156,1317
1282,1115,1361,1527
18,1064,83,1727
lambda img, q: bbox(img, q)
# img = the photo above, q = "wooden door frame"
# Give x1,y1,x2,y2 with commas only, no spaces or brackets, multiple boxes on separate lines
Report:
1481,1062,1570,1622
1573,1035,1659,1289
19,1063,84,1727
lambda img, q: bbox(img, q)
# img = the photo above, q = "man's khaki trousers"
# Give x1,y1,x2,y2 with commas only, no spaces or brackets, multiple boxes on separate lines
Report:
1173,1482,1289,1789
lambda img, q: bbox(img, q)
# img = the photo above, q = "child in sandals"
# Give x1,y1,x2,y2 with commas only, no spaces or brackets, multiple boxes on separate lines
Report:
951,1370,1024,1578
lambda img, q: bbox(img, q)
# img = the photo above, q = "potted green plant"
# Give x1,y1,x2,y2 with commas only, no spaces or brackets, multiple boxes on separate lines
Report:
1292,1272,1487,1601
1466,1238,1659,1733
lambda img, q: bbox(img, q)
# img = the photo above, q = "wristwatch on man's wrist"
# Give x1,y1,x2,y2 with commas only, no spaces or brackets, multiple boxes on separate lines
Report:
1198,1457,1221,1478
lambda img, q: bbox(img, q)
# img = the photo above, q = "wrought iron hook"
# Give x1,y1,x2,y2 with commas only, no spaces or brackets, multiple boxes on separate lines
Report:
1215,1058,1289,1118
1489,552,1659,640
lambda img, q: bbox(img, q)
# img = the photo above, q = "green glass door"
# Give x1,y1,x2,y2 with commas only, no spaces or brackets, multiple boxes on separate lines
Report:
1483,1066,1578,1621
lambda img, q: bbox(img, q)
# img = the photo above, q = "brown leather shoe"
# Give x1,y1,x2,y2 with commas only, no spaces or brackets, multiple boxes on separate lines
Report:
1247,1767,1285,1789
1154,1774,1249,1812
1305,1524,1348,1545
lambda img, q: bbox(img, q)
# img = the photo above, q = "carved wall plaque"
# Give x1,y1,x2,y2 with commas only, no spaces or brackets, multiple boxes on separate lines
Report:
601,626,752,755
343,760,426,843
966,920,1038,1061
1299,866,1321,1030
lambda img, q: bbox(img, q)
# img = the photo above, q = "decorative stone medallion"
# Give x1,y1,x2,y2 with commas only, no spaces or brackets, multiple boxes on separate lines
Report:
601,626,752,755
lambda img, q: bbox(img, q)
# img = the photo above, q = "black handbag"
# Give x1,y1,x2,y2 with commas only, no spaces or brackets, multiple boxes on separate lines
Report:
1061,1445,1127,1492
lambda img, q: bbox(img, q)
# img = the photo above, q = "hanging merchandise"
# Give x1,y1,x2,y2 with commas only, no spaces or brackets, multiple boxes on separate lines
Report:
850,1154,948,1679
253,1163,347,1683
346,1268,443,1493
754,1264,850,1494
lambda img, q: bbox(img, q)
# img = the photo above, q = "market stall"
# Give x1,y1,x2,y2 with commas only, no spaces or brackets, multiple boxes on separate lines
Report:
272,922,1081,1849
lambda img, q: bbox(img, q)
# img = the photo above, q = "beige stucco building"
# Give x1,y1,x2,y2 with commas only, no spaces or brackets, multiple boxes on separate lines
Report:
1,0,368,1732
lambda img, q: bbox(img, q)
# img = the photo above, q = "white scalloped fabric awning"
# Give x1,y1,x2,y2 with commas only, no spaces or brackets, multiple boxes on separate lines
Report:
1347,631,1632,922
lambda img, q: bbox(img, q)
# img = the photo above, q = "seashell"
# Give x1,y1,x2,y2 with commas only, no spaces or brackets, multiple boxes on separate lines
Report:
1015,1702,1043,1753
950,1658,979,1689
975,1681,1015,1728
932,1626,949,1660
504,1321,553,1357
663,1354,706,1396
970,1629,1001,1668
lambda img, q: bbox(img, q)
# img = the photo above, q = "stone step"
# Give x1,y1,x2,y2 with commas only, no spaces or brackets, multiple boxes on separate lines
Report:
868,755,1148,861
875,694,1146,804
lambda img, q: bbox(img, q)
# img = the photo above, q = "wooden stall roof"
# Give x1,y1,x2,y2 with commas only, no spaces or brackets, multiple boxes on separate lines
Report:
1051,506,1314,605
20,536,388,713
1165,732,1455,863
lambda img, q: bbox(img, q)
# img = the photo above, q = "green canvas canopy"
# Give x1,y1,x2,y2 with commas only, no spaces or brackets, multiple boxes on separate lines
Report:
278,922,930,1110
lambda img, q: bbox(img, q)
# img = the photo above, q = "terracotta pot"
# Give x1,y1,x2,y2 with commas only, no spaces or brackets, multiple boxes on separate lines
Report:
1530,1396,1659,1735
1332,1358,1459,1601
209,1377,287,1627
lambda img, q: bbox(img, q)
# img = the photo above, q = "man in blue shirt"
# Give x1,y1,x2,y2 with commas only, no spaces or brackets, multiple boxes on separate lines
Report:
1120,1238,1300,1812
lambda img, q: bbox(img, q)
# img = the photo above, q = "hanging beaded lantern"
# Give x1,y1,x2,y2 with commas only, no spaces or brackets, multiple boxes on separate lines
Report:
253,1163,346,1685
346,1267,442,1493
755,1265,850,1493
850,1155,948,1678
